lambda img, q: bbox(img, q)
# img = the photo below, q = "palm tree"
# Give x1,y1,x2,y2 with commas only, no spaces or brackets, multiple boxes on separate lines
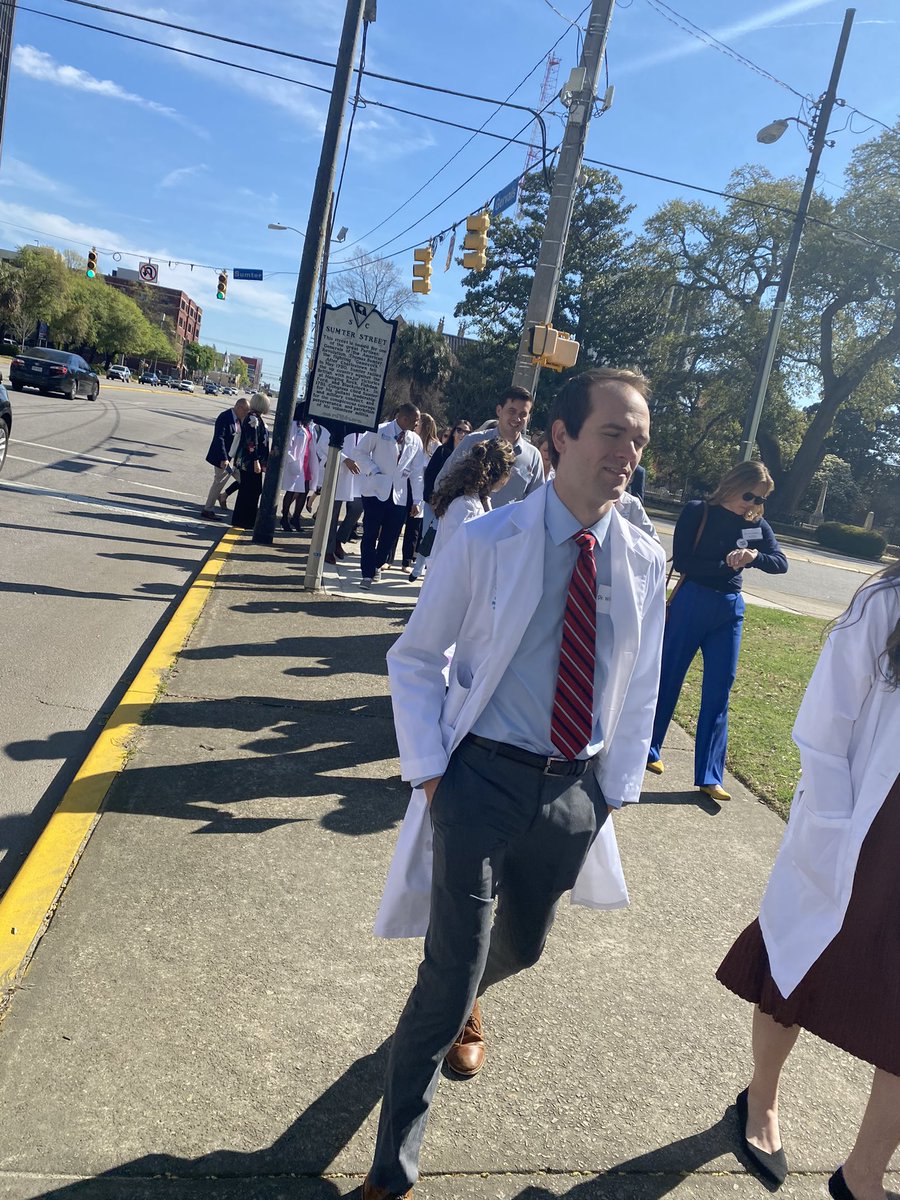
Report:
393,322,453,409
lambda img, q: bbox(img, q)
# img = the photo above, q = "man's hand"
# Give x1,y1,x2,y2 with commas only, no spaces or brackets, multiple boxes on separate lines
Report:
411,504,423,518
219,460,228,470
422,776,442,806
345,460,361,476
253,460,262,475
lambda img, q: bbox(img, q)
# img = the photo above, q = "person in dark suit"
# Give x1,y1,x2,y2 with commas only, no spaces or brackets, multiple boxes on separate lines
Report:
201,396,249,521
230,393,270,530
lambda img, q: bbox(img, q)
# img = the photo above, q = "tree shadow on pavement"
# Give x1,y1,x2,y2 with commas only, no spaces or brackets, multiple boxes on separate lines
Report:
29,1040,390,1198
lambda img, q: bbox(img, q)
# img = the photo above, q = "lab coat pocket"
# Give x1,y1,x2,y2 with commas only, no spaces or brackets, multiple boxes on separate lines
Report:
789,806,851,904
442,669,472,727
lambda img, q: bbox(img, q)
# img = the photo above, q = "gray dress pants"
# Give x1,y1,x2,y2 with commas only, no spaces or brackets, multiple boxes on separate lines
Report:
370,736,607,1193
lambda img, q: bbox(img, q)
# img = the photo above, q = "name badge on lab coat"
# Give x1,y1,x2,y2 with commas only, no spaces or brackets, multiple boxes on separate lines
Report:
596,585,612,614
740,527,764,545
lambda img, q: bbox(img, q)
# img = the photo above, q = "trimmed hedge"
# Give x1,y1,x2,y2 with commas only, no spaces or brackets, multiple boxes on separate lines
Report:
815,521,886,561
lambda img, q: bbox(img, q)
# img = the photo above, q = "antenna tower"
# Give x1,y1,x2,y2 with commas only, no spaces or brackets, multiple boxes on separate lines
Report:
516,51,561,218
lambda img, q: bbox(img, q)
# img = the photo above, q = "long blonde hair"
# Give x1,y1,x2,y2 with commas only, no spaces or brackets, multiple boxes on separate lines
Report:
709,461,774,521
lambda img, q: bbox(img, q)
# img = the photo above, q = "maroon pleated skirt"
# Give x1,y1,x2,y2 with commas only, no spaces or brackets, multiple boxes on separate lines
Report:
717,772,900,1075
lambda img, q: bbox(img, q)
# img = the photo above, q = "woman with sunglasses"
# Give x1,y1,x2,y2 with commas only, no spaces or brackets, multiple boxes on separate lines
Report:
646,460,787,801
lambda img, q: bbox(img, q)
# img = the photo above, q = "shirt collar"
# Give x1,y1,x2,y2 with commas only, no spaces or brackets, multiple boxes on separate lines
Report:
545,482,613,548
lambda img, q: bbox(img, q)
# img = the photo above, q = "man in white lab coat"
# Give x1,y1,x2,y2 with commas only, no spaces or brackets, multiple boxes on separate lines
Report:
362,368,666,1200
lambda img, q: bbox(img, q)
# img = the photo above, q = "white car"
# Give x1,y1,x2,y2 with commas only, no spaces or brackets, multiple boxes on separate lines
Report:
178,379,196,393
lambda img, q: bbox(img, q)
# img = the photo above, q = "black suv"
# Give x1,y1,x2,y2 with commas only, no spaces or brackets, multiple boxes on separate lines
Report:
10,347,100,400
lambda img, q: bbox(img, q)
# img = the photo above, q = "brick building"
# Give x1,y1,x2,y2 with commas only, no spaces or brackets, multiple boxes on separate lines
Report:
105,270,202,344
239,356,262,388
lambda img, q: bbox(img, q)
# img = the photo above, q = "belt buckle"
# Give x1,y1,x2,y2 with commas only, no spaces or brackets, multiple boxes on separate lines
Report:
544,757,565,776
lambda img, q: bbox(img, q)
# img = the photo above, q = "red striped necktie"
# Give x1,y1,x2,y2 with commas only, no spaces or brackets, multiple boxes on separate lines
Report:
550,529,597,760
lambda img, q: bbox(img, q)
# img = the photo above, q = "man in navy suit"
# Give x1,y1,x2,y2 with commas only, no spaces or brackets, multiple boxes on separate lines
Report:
201,396,249,521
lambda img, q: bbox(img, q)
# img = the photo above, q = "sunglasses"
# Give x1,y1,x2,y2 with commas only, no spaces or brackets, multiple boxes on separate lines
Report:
742,491,768,505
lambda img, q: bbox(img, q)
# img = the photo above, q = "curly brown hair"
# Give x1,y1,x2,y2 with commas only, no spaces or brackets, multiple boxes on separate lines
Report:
432,438,516,518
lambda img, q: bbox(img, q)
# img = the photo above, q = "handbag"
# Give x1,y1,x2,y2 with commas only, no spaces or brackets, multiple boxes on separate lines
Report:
666,502,708,611
418,522,437,558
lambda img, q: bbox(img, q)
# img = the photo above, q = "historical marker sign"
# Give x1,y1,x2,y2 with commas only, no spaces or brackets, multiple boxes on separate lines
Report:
233,268,264,281
307,299,397,432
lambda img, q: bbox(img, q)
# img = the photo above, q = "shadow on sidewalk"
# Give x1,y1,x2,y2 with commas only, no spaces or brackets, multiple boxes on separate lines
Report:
513,1107,766,1198
29,1040,390,1198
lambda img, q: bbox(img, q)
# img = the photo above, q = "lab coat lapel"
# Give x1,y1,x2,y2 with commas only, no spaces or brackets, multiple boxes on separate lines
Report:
602,511,641,745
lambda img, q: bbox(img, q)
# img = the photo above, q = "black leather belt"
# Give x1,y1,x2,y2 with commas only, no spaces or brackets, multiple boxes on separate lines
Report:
463,733,593,777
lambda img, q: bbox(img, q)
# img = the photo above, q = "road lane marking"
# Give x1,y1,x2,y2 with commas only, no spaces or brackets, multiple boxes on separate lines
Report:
0,479,208,525
0,528,241,997
6,455,198,498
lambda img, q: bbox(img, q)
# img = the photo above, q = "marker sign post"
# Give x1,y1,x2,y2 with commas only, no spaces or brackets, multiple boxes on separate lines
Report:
303,299,398,591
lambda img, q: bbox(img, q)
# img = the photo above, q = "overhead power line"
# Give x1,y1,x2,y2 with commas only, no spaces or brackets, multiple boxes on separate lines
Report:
642,0,806,99
340,4,588,255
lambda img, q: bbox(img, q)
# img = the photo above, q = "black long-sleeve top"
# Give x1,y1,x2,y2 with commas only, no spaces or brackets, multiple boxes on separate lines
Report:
673,500,788,594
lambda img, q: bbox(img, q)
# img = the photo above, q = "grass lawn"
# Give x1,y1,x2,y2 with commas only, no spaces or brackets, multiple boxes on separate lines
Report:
672,606,827,818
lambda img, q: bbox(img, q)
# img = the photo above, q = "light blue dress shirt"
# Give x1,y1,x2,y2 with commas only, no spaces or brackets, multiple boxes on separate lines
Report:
470,483,613,762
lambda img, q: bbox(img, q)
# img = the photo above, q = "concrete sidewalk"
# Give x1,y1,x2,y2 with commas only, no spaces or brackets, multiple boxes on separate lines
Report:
0,532,894,1199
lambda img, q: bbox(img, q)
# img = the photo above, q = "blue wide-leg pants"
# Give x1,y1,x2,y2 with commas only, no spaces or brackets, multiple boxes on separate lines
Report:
648,580,745,787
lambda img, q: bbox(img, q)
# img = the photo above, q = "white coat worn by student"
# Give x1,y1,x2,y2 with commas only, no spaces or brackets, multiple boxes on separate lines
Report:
374,485,667,938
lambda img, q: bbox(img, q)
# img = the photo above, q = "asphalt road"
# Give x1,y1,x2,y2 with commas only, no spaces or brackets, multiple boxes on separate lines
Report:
0,377,234,895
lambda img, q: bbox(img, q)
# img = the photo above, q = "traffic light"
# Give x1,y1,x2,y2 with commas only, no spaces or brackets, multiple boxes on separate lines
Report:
412,246,432,294
530,324,580,372
462,210,490,272
86,247,98,279
216,271,227,301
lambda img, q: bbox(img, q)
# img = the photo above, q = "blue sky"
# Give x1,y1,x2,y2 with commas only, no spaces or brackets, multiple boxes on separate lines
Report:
1,0,897,386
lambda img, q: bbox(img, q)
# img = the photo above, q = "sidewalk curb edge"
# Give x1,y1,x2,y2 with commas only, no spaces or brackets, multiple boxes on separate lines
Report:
0,528,241,996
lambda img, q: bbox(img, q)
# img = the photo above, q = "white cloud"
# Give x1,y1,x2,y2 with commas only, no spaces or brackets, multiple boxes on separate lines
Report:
620,0,831,74
159,164,209,190
11,45,206,135
0,157,73,199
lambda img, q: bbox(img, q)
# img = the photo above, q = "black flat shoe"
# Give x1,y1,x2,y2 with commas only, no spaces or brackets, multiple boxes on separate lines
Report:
828,1167,855,1200
735,1087,788,1186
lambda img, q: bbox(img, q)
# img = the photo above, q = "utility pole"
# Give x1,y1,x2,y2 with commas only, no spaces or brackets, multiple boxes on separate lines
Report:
511,0,615,397
253,0,367,544
739,7,855,461
0,0,16,171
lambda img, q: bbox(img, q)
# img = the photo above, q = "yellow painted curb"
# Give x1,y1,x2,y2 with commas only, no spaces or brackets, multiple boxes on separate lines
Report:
0,528,242,992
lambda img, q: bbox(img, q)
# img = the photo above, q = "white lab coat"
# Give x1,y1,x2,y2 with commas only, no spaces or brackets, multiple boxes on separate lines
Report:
349,420,425,506
335,433,362,504
282,422,324,493
759,579,900,997
428,494,487,564
374,485,667,937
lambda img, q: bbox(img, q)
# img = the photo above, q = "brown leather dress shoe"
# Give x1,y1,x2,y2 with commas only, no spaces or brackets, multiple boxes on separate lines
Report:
361,1176,413,1199
444,999,485,1077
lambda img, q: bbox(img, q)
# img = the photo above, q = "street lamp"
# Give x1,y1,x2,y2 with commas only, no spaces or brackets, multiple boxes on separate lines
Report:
268,222,304,236
738,8,855,463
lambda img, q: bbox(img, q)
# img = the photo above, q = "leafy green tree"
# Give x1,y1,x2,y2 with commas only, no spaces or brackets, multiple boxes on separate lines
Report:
183,342,219,376
0,245,70,347
454,167,660,423
391,322,453,413
229,356,249,386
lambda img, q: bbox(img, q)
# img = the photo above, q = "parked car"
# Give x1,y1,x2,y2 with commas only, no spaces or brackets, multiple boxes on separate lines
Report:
178,379,196,393
107,364,131,382
9,348,100,401
0,378,11,474
161,375,179,387
223,386,238,396
204,382,219,395
139,371,160,385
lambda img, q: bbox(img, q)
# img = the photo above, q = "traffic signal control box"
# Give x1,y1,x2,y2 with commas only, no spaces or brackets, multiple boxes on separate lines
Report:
530,324,580,371
412,246,433,294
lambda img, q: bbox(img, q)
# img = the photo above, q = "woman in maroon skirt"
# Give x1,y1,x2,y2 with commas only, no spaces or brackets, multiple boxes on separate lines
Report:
717,560,900,1200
